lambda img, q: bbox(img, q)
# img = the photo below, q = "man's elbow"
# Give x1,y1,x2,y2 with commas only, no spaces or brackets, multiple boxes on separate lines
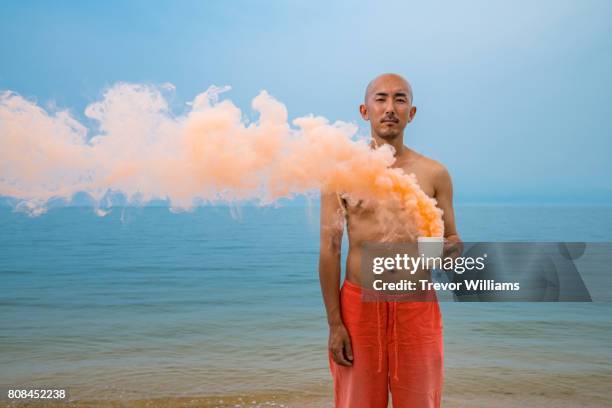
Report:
320,234,342,253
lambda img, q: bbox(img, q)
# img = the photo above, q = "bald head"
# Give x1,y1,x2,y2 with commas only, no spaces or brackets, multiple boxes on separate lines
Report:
364,73,413,105
360,73,417,142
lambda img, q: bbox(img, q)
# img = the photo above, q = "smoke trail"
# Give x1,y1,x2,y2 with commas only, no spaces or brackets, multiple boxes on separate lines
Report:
0,83,443,237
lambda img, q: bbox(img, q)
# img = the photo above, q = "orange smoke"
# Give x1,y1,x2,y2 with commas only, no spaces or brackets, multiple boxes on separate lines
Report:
0,83,443,237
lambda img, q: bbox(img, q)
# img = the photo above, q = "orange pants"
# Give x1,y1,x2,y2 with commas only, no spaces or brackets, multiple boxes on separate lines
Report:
329,279,444,408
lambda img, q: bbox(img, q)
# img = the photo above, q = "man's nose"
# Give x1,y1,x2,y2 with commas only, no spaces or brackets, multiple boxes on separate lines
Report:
384,99,396,115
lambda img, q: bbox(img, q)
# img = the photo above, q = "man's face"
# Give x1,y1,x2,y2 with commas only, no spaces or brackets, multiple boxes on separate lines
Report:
360,76,416,140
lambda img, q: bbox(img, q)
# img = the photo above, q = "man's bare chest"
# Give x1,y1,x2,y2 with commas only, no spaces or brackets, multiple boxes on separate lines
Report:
342,164,436,219
394,164,436,199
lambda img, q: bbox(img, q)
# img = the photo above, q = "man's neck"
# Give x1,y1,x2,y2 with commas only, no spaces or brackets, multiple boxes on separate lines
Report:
371,133,405,158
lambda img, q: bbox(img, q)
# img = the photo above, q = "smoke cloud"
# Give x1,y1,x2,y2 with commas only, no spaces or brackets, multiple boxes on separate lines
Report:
0,83,443,237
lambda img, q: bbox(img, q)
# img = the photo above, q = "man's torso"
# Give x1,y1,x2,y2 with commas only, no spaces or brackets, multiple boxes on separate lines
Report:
343,148,441,284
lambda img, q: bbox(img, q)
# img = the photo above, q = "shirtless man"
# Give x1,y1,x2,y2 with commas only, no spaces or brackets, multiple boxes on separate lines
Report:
319,73,462,407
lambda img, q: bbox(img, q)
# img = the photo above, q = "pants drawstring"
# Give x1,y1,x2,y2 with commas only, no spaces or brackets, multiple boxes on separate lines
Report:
375,297,399,379
393,301,399,381
376,300,382,373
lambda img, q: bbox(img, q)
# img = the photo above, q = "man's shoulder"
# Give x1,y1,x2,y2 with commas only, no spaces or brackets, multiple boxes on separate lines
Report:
410,149,449,177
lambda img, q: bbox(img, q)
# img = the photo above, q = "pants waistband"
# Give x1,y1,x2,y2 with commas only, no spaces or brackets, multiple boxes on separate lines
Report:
342,278,439,303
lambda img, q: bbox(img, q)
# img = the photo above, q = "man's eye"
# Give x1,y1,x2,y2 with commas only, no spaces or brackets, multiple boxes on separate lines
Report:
396,99,407,103
375,98,385,102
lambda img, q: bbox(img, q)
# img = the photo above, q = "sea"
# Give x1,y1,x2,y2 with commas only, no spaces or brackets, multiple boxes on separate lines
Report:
1,204,611,406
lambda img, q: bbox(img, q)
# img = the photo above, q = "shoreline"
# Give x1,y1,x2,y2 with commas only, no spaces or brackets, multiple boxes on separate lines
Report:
3,368,611,407
1,391,331,408
2,394,610,408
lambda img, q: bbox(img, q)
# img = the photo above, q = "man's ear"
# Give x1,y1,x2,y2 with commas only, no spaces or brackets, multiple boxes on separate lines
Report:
408,105,417,122
359,104,369,120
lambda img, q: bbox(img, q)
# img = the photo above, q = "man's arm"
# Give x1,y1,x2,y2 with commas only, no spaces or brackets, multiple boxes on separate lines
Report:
319,191,353,366
433,165,463,257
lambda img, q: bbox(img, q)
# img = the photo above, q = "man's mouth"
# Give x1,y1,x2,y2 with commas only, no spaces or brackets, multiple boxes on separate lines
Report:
382,119,398,124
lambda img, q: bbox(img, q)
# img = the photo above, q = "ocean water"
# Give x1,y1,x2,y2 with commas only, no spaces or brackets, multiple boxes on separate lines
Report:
1,205,611,404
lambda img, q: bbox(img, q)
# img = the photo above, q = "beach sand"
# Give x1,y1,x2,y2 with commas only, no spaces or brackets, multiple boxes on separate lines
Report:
3,369,611,408
2,394,609,408
1,392,331,408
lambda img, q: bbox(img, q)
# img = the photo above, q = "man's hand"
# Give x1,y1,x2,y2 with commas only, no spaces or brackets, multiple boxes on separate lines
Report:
442,235,463,260
329,323,353,366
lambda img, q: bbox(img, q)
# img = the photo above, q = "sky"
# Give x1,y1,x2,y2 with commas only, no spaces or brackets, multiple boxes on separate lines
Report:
1,0,611,204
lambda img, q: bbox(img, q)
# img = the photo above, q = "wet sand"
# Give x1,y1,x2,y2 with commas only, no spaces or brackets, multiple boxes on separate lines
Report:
1,392,331,408
2,394,609,408
4,368,611,408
